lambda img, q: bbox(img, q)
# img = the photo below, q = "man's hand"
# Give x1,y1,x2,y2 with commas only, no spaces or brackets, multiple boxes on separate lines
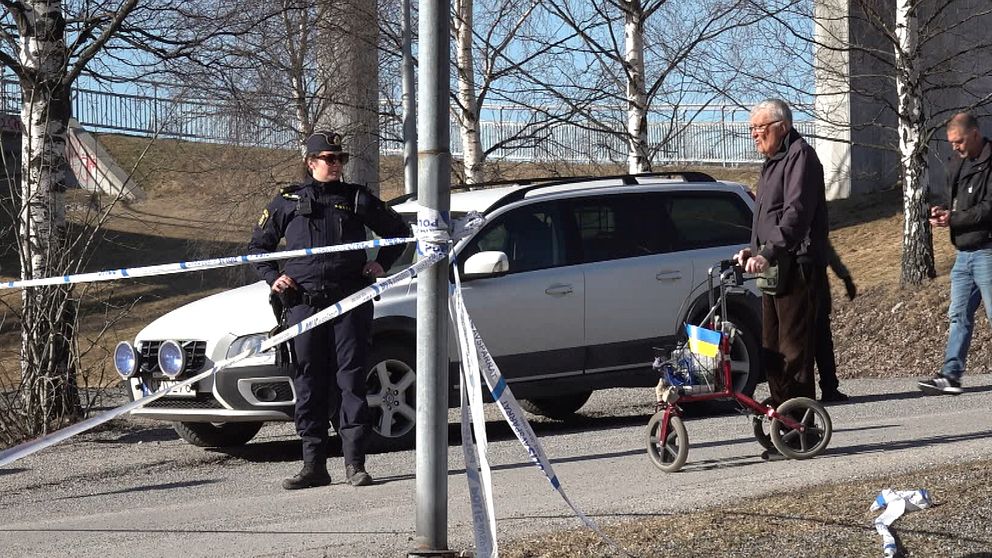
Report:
843,276,857,300
733,248,752,268
745,254,769,274
271,274,298,294
363,261,385,279
929,205,950,228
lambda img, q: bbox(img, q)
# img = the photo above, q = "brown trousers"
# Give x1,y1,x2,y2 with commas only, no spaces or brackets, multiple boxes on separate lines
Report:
761,262,823,405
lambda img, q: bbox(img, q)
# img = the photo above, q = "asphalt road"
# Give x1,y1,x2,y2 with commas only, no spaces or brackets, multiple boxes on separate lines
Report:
1,375,991,558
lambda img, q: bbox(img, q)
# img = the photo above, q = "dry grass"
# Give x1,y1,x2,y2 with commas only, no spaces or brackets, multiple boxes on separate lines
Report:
503,459,992,557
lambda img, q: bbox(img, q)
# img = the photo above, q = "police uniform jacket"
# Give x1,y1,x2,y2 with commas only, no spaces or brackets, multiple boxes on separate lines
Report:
944,138,992,250
249,177,411,296
750,128,829,267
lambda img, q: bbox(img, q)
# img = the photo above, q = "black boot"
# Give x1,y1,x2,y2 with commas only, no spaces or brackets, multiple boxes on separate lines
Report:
282,462,331,490
345,463,373,487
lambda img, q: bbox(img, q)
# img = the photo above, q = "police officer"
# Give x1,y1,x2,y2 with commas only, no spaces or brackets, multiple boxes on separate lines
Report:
249,131,410,489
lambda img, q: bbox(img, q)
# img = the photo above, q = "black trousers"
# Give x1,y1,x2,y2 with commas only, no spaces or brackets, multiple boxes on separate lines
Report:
761,262,822,406
287,300,374,467
815,274,840,393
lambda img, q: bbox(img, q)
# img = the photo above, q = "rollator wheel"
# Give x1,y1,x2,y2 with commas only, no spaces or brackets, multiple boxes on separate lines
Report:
751,396,775,451
769,397,832,460
645,412,689,473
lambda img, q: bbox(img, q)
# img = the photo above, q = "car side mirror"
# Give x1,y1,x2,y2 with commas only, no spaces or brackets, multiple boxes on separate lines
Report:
463,251,509,279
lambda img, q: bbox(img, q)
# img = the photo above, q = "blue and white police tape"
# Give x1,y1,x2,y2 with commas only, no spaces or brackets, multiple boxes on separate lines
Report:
0,250,444,467
870,489,932,557
449,265,633,558
0,236,415,290
451,270,498,558
414,206,451,257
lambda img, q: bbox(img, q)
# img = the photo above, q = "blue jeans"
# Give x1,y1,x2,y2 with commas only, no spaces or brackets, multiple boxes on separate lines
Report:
942,248,992,380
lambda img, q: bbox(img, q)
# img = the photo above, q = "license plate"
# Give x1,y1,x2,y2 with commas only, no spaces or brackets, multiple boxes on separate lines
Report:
157,380,197,398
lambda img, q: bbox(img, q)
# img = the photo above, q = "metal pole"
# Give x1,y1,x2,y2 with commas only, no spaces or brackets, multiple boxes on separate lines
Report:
402,0,417,195
410,0,453,555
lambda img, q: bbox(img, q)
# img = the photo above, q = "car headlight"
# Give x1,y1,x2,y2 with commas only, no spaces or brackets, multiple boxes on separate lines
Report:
158,340,186,379
226,333,267,359
113,341,139,379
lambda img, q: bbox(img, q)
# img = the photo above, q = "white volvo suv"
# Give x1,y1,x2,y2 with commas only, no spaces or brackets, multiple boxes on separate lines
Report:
116,172,762,449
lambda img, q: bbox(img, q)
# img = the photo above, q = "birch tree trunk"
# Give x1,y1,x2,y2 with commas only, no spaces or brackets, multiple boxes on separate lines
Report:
316,0,380,193
894,0,935,286
17,0,80,430
622,0,650,173
454,0,484,184
283,1,312,156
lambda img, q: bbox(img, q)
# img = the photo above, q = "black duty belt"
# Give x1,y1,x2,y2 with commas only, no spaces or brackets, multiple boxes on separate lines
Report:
302,291,340,307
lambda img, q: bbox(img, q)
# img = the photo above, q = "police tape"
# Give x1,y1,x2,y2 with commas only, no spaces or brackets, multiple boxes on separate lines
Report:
0,250,444,467
450,265,633,558
451,270,498,558
0,236,415,290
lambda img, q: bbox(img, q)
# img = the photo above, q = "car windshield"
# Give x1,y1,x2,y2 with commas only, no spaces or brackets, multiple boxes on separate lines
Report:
366,211,466,274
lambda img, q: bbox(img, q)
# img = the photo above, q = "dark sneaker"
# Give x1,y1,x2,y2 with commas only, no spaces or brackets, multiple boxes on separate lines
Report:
346,464,373,487
918,375,963,396
820,390,849,403
282,463,331,490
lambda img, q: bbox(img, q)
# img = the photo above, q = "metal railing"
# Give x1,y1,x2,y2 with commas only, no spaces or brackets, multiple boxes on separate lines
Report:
0,79,811,165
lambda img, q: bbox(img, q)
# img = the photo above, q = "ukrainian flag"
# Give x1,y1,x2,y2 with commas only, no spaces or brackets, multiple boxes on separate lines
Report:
686,324,721,358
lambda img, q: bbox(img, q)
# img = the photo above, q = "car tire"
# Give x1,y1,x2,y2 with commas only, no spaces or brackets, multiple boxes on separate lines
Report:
690,314,760,415
173,421,263,448
519,390,593,420
725,316,760,397
365,341,417,451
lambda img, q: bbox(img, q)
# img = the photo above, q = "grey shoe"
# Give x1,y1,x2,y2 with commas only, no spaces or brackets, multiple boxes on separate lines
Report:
282,463,331,490
346,464,373,487
918,375,963,396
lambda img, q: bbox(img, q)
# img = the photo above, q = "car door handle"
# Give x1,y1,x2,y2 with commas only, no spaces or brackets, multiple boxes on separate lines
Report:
545,284,574,296
656,271,682,281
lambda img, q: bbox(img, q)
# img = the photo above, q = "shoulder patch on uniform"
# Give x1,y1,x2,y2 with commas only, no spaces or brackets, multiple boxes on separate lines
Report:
279,183,304,199
257,208,270,227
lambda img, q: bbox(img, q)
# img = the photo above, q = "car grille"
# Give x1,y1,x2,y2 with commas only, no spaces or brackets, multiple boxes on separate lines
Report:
144,398,224,409
138,340,208,376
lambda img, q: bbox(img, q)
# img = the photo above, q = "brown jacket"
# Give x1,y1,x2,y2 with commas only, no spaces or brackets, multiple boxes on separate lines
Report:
751,128,828,267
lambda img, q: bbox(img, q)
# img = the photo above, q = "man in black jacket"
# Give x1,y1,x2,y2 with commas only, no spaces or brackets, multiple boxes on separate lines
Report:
734,98,828,407
249,131,411,488
920,112,992,396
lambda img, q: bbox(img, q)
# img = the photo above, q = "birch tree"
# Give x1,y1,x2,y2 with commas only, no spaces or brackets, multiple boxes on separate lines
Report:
0,0,141,433
0,1,259,439
450,0,547,184
893,0,932,284
539,0,764,174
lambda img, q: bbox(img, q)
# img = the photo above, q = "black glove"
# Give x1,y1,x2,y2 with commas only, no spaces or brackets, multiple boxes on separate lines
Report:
843,276,857,300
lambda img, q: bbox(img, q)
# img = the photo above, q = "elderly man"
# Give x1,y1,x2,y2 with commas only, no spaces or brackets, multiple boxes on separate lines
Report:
734,99,828,407
920,112,992,395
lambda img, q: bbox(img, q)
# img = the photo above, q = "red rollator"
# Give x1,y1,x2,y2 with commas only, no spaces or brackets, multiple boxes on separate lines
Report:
645,260,832,472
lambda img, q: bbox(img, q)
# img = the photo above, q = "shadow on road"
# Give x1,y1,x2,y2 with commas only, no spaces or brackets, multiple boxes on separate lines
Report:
841,384,992,405
825,428,992,459
52,479,221,501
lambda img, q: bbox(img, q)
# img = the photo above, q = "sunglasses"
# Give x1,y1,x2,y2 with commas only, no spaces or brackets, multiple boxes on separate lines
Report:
314,153,349,164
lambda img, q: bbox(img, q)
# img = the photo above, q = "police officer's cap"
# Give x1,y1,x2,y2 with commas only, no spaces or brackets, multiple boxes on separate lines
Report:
305,131,346,155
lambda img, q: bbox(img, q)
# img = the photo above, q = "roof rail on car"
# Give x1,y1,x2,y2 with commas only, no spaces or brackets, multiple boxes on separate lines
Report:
385,175,585,206
485,170,718,212
387,170,717,208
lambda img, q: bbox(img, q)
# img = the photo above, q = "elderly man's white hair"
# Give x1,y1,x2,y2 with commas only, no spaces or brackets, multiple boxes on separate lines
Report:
751,99,793,127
